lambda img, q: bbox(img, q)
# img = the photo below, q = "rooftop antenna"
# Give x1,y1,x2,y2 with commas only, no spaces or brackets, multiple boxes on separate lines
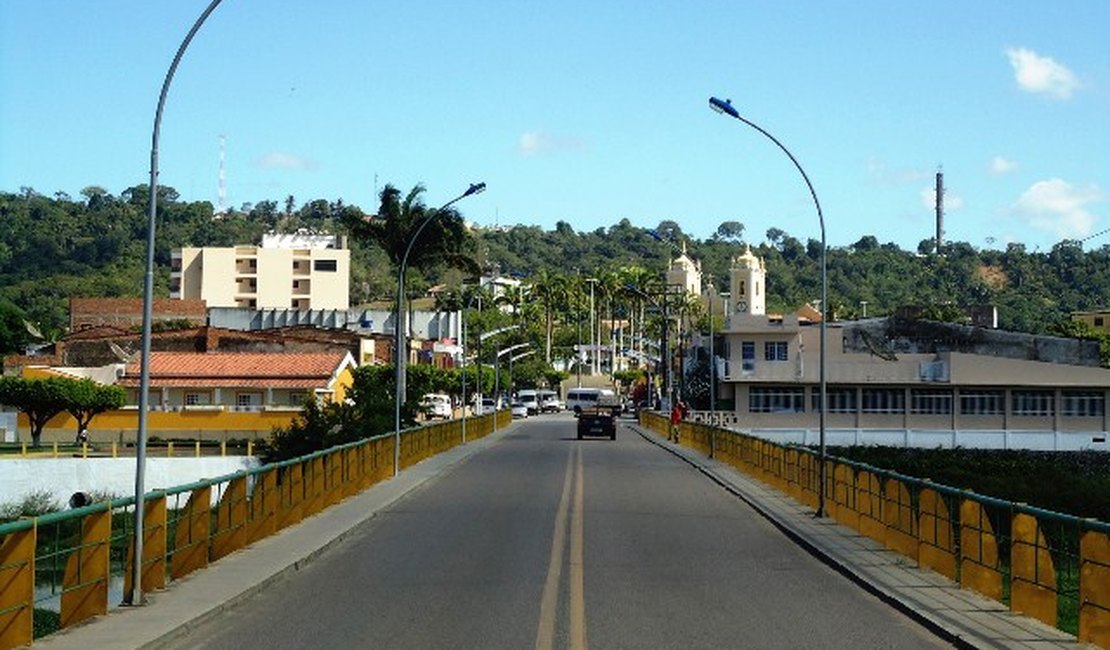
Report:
217,134,227,216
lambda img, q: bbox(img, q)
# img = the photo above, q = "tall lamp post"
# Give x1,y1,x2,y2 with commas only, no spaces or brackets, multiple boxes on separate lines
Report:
708,96,828,518
394,182,485,476
131,0,224,607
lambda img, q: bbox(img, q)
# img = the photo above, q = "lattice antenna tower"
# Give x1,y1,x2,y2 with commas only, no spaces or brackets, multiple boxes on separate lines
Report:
217,134,227,216
935,167,944,254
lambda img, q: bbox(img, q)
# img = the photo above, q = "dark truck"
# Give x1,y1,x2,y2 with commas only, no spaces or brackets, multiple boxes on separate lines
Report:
576,395,619,440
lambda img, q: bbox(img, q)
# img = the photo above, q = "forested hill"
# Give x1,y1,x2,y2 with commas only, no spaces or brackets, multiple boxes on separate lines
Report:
3,186,1110,353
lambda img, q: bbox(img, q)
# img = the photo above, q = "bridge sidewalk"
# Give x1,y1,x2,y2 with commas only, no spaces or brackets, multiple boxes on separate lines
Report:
633,423,1091,650
34,423,519,650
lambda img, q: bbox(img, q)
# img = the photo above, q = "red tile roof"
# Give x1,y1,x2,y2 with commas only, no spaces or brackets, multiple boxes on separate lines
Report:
118,351,351,389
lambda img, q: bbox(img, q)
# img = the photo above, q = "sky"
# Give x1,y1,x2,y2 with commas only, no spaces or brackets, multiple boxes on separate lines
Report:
2,1,1108,253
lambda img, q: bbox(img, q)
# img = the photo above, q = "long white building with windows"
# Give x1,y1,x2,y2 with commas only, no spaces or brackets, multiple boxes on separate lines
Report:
712,248,1110,451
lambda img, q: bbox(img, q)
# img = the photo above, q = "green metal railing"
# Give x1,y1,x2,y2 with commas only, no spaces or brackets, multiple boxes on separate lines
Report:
643,412,1110,647
0,410,510,648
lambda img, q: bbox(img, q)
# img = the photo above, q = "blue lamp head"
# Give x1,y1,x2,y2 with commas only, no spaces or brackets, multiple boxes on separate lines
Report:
708,97,740,118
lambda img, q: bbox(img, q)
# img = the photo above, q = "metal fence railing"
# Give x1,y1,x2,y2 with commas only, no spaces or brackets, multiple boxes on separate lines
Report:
0,409,511,649
641,411,1110,648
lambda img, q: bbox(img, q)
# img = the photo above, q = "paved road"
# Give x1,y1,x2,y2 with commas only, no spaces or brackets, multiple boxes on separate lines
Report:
164,414,949,649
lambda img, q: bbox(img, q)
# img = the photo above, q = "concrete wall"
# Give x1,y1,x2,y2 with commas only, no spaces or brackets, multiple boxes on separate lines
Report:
0,456,261,510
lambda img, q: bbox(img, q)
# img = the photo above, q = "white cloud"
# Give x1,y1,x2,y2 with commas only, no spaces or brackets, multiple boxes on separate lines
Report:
920,186,964,211
1005,48,1080,99
1013,178,1104,240
989,156,1018,175
256,152,316,171
517,131,585,157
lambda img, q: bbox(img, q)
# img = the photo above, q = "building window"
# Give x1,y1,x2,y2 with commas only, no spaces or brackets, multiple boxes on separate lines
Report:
184,392,210,406
861,389,905,414
812,388,857,413
289,391,307,406
1095,317,1105,327
741,342,756,373
764,341,788,361
960,391,1004,415
1012,390,1054,417
750,387,805,413
314,259,338,272
911,389,952,415
1062,391,1104,417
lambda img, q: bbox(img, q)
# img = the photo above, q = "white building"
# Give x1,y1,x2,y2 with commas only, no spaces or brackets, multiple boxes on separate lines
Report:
171,233,350,310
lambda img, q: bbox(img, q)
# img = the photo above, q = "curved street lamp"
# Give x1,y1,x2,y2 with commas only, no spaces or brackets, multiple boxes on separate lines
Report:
131,0,225,607
708,96,829,518
394,182,485,475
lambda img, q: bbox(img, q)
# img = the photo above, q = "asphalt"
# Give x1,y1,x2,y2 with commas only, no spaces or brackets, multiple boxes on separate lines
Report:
34,418,1091,650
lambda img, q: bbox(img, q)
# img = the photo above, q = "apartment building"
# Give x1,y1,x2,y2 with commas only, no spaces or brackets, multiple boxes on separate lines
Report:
172,233,350,310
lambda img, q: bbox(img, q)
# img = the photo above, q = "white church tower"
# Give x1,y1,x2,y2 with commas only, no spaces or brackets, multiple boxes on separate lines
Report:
665,242,702,296
729,246,766,317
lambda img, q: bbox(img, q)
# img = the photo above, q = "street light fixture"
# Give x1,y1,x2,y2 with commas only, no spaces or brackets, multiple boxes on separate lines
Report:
708,96,829,518
131,0,224,608
394,182,485,476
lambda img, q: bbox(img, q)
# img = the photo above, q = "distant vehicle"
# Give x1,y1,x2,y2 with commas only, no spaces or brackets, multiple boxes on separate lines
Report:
421,393,452,419
517,389,540,415
538,390,561,413
476,397,497,415
510,401,529,418
577,404,616,440
565,388,616,415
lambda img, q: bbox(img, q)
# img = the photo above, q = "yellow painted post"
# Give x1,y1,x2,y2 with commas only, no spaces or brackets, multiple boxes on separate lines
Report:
247,440,254,457
959,499,1003,602
917,488,956,580
246,470,277,545
211,477,247,562
170,486,211,581
194,441,201,458
52,441,59,458
60,509,111,628
1079,529,1109,647
0,524,35,649
220,440,226,457
124,494,167,600
81,443,88,458
856,471,884,541
831,464,858,530
1010,512,1057,628
167,441,174,458
276,464,304,530
881,479,918,560
20,441,26,457
112,441,118,458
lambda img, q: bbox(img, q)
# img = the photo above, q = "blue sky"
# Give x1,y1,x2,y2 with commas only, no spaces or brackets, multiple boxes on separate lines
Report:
2,1,1107,253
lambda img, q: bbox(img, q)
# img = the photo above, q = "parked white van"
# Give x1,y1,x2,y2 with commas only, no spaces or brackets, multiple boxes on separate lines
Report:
517,389,540,415
565,388,615,415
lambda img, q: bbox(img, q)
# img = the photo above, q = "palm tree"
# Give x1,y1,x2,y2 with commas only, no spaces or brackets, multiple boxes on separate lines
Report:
531,270,568,364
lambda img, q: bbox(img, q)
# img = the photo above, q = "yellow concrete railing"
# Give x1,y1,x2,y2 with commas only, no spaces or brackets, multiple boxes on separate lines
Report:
0,410,510,649
1,440,256,459
641,411,1109,648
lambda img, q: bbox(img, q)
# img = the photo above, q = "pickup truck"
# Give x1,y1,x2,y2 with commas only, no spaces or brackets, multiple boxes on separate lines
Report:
577,405,616,440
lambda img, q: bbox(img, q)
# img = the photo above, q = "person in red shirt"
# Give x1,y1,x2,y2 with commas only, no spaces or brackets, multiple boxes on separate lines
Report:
669,400,685,443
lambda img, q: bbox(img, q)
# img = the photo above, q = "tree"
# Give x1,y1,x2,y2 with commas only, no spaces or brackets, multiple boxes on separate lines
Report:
0,376,69,447
61,379,126,439
0,300,30,355
714,220,745,242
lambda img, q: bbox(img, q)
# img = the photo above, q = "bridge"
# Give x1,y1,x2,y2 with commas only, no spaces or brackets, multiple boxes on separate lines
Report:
7,413,1107,649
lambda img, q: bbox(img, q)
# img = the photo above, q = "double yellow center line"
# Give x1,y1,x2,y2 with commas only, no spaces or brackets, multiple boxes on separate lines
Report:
535,446,587,650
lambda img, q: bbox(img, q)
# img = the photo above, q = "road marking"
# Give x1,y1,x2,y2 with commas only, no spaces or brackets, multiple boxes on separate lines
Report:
536,446,574,650
570,446,587,650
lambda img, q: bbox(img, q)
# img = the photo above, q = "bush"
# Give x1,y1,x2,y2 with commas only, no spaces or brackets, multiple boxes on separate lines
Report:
0,490,60,523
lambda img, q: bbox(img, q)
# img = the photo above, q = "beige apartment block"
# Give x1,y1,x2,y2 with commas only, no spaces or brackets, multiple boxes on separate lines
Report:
172,234,350,310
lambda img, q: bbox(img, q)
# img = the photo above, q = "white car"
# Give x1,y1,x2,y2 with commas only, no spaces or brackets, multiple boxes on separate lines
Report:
510,401,529,418
420,394,452,419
